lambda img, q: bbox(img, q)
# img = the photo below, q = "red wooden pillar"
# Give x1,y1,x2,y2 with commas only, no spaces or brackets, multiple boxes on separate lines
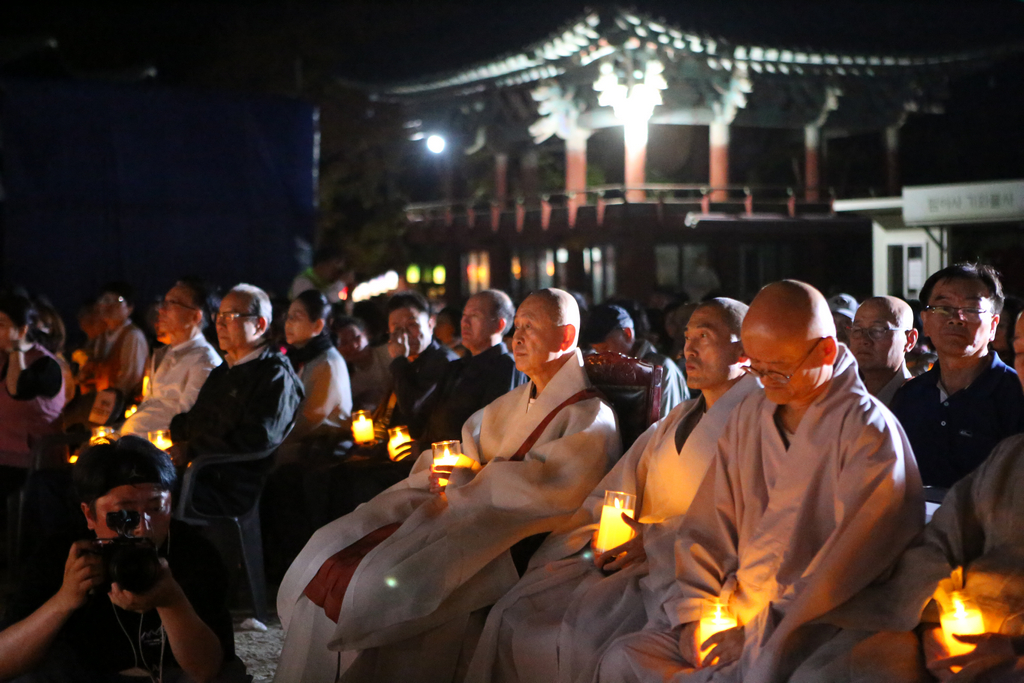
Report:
885,125,900,196
805,124,820,201
565,129,589,226
709,122,729,202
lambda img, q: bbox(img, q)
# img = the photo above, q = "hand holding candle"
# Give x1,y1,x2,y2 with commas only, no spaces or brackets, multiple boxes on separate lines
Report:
697,599,739,666
388,426,414,462
940,592,985,659
431,440,462,492
594,491,636,554
352,410,375,445
90,426,116,445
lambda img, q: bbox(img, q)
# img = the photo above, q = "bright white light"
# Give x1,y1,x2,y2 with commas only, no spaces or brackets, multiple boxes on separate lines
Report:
426,135,446,154
593,60,666,131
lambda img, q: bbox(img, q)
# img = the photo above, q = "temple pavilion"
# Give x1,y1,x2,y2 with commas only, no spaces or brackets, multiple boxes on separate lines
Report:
370,7,1017,303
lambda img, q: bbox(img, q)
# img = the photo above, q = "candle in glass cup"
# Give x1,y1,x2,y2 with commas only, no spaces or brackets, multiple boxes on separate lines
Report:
594,491,636,554
90,426,116,445
148,430,173,452
388,426,413,462
697,598,738,664
940,592,985,658
352,410,375,445
431,440,462,490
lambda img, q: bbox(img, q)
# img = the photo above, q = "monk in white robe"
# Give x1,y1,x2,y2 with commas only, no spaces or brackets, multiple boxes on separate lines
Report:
466,299,757,683
596,280,924,683
274,288,621,683
787,313,1024,683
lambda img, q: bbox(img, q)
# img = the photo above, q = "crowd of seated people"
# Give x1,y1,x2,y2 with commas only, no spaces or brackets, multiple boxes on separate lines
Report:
2,259,1024,683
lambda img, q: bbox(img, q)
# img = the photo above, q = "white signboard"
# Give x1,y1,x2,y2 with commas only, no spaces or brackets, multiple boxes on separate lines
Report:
903,180,1024,226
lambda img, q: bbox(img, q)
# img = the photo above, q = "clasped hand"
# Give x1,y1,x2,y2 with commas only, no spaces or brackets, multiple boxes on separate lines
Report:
429,455,482,494
679,621,744,670
593,514,646,572
923,625,1016,681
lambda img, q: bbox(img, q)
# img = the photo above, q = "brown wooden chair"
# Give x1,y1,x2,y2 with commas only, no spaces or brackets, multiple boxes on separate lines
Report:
584,352,664,451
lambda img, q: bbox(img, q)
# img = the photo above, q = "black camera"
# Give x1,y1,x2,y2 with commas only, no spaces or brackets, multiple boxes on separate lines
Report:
95,510,162,594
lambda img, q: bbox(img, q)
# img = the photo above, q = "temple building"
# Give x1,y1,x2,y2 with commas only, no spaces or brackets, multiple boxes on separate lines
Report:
372,8,1017,302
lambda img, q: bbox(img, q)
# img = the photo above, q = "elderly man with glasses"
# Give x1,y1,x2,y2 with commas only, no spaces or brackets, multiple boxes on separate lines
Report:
169,283,302,515
891,263,1024,488
847,296,918,407
120,279,222,438
595,280,922,683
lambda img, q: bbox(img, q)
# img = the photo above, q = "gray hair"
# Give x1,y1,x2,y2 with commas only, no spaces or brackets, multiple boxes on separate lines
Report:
229,283,273,325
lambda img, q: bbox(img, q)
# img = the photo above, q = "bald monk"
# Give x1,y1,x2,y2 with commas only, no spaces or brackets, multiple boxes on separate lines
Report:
787,311,1024,683
274,288,621,683
849,296,918,406
466,299,758,683
595,280,923,683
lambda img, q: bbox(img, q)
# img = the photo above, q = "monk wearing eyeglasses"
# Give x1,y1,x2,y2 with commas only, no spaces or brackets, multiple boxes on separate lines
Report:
849,296,918,407
595,280,922,683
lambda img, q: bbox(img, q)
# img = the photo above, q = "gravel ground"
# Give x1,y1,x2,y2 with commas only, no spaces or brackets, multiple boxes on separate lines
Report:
234,615,284,683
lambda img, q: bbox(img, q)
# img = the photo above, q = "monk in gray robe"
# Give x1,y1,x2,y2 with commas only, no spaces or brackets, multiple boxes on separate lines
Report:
466,299,757,683
788,312,1024,683
596,280,923,683
274,288,620,683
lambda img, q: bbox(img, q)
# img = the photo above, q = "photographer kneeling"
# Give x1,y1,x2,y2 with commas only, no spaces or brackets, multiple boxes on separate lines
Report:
0,436,245,682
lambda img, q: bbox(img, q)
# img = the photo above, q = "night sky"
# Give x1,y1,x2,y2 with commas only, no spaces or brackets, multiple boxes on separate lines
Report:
1,1,1022,188
4,1,1023,86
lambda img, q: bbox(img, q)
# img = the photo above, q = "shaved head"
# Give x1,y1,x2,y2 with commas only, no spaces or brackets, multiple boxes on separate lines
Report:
851,296,918,381
744,280,836,344
742,281,839,410
855,296,913,330
694,297,749,341
525,288,580,347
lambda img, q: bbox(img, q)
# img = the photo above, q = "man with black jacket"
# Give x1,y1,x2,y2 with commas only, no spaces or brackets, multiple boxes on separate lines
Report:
170,283,303,515
418,289,526,446
374,291,458,439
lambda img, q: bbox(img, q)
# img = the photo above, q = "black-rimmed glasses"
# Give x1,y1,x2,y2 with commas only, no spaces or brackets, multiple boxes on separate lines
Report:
742,338,824,385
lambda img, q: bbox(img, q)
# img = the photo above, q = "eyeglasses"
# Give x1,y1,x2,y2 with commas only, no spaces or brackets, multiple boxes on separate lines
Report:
922,305,991,322
98,294,126,306
742,338,823,385
846,325,907,341
159,299,199,312
215,311,257,324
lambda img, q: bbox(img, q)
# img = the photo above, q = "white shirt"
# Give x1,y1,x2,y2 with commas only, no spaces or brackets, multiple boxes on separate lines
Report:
875,362,913,407
120,331,222,437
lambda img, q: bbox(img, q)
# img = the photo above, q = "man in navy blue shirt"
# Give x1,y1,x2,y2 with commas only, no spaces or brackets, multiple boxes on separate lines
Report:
891,263,1024,488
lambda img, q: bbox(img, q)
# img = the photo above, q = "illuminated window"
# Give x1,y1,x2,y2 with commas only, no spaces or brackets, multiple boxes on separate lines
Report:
587,245,616,303
462,251,490,295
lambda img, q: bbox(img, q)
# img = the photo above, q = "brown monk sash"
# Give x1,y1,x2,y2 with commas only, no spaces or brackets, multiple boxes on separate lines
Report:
509,388,601,461
303,386,602,622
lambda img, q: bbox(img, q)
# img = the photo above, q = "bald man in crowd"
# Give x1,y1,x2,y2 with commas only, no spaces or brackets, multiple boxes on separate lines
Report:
849,296,918,407
596,280,923,683
783,309,1024,682
467,299,759,683
275,288,621,683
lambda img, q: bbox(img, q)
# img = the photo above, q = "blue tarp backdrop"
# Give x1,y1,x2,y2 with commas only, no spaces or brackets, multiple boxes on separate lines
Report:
1,78,316,324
